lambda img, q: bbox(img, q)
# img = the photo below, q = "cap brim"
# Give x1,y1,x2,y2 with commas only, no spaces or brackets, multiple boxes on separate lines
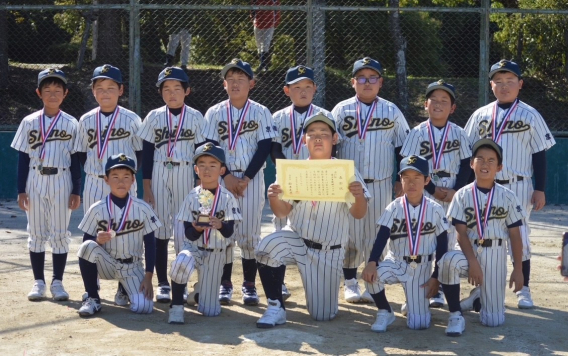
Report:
353,65,382,76
38,74,68,86
155,77,187,87
105,164,136,174
426,85,455,99
303,116,336,133
286,76,314,85
398,166,428,176
488,68,520,79
193,152,225,165
91,75,122,84
221,64,252,79
472,139,502,160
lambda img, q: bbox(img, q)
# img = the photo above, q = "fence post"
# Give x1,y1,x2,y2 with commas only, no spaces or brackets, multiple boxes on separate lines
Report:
478,0,490,107
306,0,313,67
129,0,141,114
311,0,326,107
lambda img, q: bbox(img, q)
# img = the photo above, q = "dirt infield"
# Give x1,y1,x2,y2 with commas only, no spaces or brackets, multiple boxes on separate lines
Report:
1,200,567,355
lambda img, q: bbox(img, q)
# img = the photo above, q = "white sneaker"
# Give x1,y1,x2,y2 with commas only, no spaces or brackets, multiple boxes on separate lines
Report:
186,282,199,306
516,286,534,309
219,281,233,305
429,290,445,308
361,289,374,303
156,285,171,303
256,299,286,328
168,305,185,324
344,278,362,303
445,311,465,336
401,303,408,317
28,280,47,301
371,309,395,333
460,287,480,312
114,289,129,306
282,284,291,301
78,297,101,317
50,280,69,301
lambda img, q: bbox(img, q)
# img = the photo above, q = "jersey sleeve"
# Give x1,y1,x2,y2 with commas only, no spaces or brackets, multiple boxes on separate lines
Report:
400,127,421,157
223,192,243,222
393,108,410,148
529,111,556,153
331,104,344,136
447,189,466,223
345,168,371,209
176,194,197,223
504,190,527,226
74,118,90,153
142,203,162,234
78,206,101,236
192,111,207,145
256,106,278,141
272,112,283,144
138,112,156,143
202,107,220,142
463,113,480,146
434,204,450,235
458,128,473,159
11,119,31,153
131,116,143,151
377,200,397,228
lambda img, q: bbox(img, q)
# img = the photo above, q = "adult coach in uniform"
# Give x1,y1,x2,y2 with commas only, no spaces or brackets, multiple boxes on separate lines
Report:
463,60,555,309
332,57,409,303
255,113,369,328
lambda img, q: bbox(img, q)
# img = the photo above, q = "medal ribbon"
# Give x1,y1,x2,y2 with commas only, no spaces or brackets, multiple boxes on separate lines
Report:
427,121,451,171
106,194,133,233
472,183,495,239
491,99,519,142
226,100,251,151
289,104,314,156
403,195,427,257
355,97,378,140
39,109,63,161
203,187,221,246
166,105,187,158
97,107,120,160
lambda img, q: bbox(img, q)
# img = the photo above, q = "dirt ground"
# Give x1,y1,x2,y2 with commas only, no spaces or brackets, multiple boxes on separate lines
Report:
1,199,567,356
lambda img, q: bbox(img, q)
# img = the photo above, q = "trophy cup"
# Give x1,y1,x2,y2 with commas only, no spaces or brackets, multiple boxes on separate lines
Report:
196,189,215,227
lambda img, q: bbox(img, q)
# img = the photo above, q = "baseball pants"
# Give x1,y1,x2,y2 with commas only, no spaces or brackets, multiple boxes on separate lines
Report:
166,29,191,66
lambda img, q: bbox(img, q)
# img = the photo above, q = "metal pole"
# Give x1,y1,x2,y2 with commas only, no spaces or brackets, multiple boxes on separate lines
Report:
129,0,141,114
306,0,313,67
479,0,490,106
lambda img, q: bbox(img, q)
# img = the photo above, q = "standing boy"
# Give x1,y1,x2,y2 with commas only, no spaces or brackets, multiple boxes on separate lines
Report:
168,143,242,323
332,57,409,303
201,59,278,305
11,68,81,301
464,60,555,309
137,67,206,303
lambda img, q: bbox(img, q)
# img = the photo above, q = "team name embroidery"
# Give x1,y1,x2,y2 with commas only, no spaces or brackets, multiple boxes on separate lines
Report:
218,121,259,141
419,139,461,159
390,218,436,239
97,219,145,235
341,116,395,138
87,127,131,147
477,119,531,138
153,127,196,148
28,129,73,149
281,127,304,148
464,206,509,228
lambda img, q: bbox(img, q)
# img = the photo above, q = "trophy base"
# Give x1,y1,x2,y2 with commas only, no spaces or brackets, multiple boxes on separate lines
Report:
195,214,211,227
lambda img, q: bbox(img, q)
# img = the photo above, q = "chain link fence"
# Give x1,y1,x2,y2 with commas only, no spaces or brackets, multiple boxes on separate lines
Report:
2,1,568,133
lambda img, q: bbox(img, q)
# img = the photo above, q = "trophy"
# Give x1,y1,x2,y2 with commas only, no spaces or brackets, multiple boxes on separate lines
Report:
196,189,215,227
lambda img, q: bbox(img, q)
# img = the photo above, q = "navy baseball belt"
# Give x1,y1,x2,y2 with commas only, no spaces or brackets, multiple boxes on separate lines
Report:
302,238,341,250
402,254,433,264
198,246,223,252
495,176,524,185
160,161,190,167
116,257,134,264
431,171,451,178
364,179,375,183
34,167,65,175
474,239,503,247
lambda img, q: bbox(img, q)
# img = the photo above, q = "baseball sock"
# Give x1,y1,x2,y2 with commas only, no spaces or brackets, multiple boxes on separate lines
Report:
52,252,67,282
522,259,530,287
242,258,257,283
79,258,100,300
257,262,284,309
280,265,286,283
221,263,233,284
343,268,357,281
155,238,170,286
29,251,45,282
171,281,185,306
370,290,391,312
442,284,461,313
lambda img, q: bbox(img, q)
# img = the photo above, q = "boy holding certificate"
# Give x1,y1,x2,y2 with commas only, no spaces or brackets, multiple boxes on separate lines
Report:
254,113,370,328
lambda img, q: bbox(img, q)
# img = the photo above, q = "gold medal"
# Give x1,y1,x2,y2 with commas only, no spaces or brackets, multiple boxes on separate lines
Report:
167,157,173,161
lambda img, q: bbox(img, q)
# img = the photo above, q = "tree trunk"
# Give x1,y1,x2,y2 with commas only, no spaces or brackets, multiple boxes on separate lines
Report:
388,0,408,116
96,0,122,63
0,0,9,88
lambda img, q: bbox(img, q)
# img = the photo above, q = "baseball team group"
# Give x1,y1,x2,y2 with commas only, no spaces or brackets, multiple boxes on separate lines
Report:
11,55,555,337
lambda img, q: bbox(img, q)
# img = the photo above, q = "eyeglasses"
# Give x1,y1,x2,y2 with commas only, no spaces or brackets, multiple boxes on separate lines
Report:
354,76,380,85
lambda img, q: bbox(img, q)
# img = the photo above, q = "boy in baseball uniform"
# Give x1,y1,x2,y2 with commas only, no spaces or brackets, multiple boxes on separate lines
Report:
438,139,525,334
201,59,278,306
137,67,206,303
400,80,472,308
332,57,409,303
255,113,370,328
464,60,555,309
168,143,242,323
362,155,449,332
77,153,162,317
11,68,81,301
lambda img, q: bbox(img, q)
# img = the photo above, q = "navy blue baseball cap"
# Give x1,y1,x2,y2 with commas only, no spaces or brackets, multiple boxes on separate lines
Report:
425,79,456,99
221,58,254,79
105,153,136,174
352,57,383,77
472,138,503,161
38,68,67,87
303,113,336,133
92,64,123,84
399,155,429,176
285,65,315,84
193,142,226,165
156,67,189,87
489,59,522,79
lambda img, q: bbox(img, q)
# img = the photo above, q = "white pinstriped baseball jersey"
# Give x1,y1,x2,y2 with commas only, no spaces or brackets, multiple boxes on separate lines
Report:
176,185,242,250
447,183,526,241
78,196,162,261
377,196,449,257
332,96,409,180
11,110,78,168
202,99,278,171
464,100,556,180
281,168,370,247
272,104,334,160
137,104,206,162
74,106,143,175
401,121,471,175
